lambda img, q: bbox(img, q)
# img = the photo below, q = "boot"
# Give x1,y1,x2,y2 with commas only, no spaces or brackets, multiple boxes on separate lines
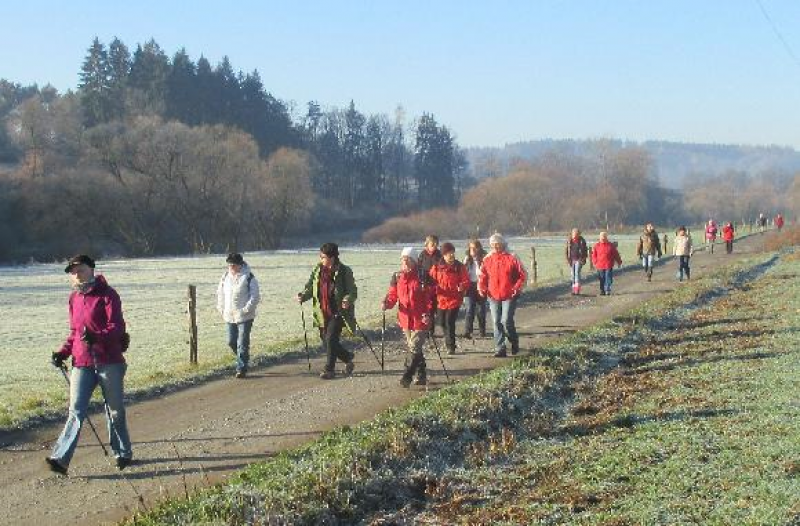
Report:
344,361,355,376
575,283,581,295
647,269,653,282
319,370,335,380
415,366,427,385
399,376,412,388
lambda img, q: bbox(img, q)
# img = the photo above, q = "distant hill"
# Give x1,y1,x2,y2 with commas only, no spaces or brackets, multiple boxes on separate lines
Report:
465,139,800,189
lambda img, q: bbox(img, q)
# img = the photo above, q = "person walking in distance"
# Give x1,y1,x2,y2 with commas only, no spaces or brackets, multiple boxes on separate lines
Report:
297,243,358,380
591,232,623,296
673,226,693,281
565,228,588,295
428,242,470,355
478,233,527,357
47,255,133,475
636,223,662,282
722,222,735,254
775,213,785,232
757,213,767,234
418,235,443,330
462,239,488,338
217,253,260,378
383,247,435,387
705,219,718,253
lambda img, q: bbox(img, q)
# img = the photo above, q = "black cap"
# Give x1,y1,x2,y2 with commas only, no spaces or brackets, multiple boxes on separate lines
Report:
64,255,96,273
319,242,339,258
226,253,245,266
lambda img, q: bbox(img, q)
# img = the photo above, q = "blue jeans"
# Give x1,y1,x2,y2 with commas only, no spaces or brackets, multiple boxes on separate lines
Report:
570,261,583,285
227,319,253,373
50,363,132,466
641,255,655,272
488,297,519,352
598,269,614,294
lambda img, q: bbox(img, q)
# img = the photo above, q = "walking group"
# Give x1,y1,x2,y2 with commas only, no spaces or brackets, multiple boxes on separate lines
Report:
44,213,777,475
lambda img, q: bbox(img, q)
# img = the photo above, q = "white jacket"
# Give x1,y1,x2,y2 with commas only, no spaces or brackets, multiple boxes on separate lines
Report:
673,234,693,257
216,264,260,323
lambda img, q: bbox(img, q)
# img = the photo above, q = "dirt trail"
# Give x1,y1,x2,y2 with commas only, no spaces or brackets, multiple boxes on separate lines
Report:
0,235,767,525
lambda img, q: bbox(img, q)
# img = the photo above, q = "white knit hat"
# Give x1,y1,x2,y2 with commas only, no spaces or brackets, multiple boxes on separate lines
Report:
401,246,418,259
489,233,506,246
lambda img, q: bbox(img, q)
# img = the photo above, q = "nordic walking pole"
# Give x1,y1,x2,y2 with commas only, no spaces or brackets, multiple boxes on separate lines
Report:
428,328,452,383
380,309,386,372
300,307,311,371
56,364,109,457
354,320,384,369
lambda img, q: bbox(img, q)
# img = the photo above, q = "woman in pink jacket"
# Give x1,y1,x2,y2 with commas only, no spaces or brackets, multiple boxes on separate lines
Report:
47,255,132,475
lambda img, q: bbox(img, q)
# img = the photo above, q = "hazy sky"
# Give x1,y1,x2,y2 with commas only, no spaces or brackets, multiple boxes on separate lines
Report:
2,1,799,149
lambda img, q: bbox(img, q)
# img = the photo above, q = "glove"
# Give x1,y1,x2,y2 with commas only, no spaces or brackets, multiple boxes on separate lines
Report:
51,352,66,368
80,328,95,344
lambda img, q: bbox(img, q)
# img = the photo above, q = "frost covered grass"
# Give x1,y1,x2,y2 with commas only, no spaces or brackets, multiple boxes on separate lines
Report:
125,249,796,525
0,236,638,429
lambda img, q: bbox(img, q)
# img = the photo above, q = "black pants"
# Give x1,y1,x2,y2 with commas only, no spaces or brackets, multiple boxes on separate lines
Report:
439,308,459,351
726,240,733,254
319,315,352,372
678,255,690,280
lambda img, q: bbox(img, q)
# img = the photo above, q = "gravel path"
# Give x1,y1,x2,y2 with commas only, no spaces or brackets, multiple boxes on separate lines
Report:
0,235,764,525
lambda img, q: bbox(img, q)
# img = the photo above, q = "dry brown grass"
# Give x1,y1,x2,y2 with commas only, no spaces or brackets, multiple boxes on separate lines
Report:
763,225,800,251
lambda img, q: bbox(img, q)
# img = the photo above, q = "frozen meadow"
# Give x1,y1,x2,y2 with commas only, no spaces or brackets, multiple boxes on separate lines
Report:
0,236,639,427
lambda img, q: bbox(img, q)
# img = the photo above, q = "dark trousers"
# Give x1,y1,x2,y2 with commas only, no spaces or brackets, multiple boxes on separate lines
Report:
319,315,352,372
439,308,459,351
678,256,691,280
726,240,733,254
463,283,487,336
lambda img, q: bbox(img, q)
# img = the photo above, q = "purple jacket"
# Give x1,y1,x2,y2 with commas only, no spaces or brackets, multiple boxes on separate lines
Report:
56,275,127,367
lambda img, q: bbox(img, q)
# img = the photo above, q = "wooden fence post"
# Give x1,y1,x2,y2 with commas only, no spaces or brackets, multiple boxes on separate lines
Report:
188,285,198,365
529,246,538,286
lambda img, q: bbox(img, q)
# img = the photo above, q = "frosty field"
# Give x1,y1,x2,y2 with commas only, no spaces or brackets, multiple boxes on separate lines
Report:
0,235,639,428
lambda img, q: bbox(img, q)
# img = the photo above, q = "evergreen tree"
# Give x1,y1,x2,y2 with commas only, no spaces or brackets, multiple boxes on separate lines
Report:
414,113,455,208
79,37,111,127
194,56,215,123
128,39,169,115
107,37,131,121
165,48,197,124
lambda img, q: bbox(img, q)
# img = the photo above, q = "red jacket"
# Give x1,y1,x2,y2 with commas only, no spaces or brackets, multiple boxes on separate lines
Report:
55,275,127,367
722,224,735,241
429,261,470,310
478,251,526,301
591,240,622,270
384,269,435,331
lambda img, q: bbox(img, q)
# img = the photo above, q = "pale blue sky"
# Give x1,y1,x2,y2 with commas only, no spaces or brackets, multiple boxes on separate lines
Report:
2,1,799,149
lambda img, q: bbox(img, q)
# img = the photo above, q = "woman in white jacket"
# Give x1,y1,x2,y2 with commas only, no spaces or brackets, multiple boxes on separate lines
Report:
217,253,260,377
672,227,693,281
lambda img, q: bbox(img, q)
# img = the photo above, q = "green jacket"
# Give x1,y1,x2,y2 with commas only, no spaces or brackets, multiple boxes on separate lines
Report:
299,262,358,334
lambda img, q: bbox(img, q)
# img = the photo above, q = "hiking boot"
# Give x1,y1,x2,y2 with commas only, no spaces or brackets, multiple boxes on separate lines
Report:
344,361,355,376
399,376,412,388
45,457,68,476
462,332,472,339
493,348,508,358
235,370,246,379
414,375,428,386
510,345,519,356
116,457,132,470
319,370,335,380
479,330,487,338
447,347,456,355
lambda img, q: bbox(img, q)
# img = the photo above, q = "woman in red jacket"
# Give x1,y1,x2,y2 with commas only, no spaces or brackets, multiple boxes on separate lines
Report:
429,242,470,355
478,233,527,357
722,222,735,254
591,231,623,296
384,247,435,387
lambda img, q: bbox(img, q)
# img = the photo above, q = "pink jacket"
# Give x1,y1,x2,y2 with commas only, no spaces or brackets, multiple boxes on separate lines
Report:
56,275,127,367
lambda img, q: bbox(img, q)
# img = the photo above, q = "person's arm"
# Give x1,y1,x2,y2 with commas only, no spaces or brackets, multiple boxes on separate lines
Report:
341,265,357,308
297,266,316,303
216,274,226,313
477,257,489,296
383,274,398,309
242,276,260,314
512,255,527,296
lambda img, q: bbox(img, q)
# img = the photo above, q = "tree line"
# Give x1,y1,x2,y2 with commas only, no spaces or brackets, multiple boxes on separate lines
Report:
0,37,466,263
364,142,799,242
